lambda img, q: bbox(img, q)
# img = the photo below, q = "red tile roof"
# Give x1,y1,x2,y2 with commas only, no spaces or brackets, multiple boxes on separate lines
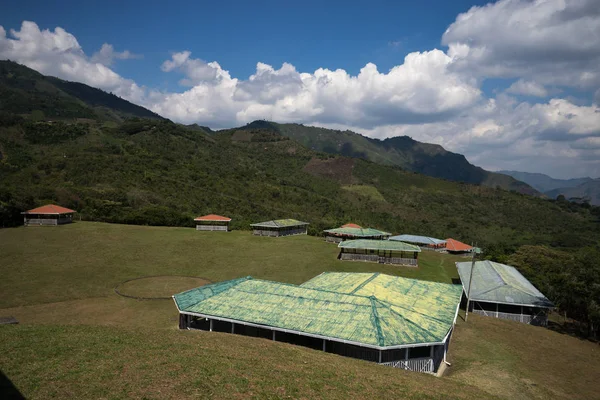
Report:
194,214,231,222
445,238,473,252
341,223,362,229
23,204,76,214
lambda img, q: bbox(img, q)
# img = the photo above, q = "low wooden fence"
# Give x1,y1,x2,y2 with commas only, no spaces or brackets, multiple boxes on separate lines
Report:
197,225,228,231
380,357,434,373
25,218,71,226
472,309,548,326
340,253,418,266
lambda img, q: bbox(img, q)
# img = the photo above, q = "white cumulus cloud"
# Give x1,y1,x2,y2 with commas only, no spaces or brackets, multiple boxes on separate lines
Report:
443,0,600,90
1,9,599,179
506,80,549,97
91,43,141,66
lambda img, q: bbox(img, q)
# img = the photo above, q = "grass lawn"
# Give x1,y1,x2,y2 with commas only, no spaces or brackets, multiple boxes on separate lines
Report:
1,222,598,399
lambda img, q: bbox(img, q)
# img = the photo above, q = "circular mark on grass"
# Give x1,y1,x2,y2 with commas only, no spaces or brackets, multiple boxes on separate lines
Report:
114,275,212,300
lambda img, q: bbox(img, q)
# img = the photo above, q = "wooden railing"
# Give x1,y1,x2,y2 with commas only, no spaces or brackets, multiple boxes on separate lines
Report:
340,254,418,266
385,257,418,266
197,225,228,231
325,236,343,243
252,229,306,237
25,218,58,226
472,309,548,326
341,254,379,262
380,357,434,373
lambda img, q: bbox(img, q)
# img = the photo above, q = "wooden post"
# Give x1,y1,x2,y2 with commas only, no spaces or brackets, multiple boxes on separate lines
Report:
464,242,477,322
430,346,434,358
323,340,326,352
209,319,213,332
231,323,235,334
272,330,276,341
496,303,499,318
378,350,382,363
405,348,410,361
520,306,523,323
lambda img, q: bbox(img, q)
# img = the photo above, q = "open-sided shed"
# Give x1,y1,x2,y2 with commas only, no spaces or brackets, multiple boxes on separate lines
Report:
389,234,446,250
456,260,553,325
173,272,462,374
338,239,421,266
250,219,309,237
194,214,231,231
445,238,473,255
22,204,76,226
323,226,391,243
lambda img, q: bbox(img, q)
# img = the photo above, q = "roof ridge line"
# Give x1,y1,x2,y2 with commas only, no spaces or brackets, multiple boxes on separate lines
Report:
349,272,380,294
250,277,376,300
375,297,450,326
370,296,385,347
233,286,374,308
374,299,444,341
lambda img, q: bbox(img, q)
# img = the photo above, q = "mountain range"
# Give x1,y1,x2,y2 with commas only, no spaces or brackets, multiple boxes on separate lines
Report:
236,121,538,195
499,170,600,205
1,60,598,253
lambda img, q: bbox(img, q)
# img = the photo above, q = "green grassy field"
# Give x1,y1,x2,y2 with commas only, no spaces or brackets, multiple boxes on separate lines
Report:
1,222,598,399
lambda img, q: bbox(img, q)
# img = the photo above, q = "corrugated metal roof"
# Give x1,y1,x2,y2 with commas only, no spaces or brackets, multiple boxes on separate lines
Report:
389,234,446,246
22,204,76,214
456,260,554,307
250,219,309,228
194,214,231,221
174,272,462,348
323,227,391,237
445,238,472,252
339,239,421,252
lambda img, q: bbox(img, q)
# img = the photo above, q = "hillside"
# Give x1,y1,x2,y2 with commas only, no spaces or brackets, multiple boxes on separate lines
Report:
499,170,593,193
0,60,164,121
0,62,598,251
0,223,599,399
237,121,538,195
546,179,600,206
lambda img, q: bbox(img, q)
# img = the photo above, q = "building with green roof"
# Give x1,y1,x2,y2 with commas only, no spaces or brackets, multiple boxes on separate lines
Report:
173,272,462,373
337,239,421,266
456,260,554,326
250,219,309,237
323,226,391,243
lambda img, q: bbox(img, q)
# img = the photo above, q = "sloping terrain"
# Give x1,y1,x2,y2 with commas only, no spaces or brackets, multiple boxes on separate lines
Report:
0,60,163,121
499,170,593,193
545,179,600,205
0,223,598,400
237,121,538,194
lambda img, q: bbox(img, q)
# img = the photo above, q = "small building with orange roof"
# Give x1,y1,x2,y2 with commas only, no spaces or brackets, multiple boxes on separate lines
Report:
445,238,473,255
194,214,231,232
22,204,76,226
341,223,362,229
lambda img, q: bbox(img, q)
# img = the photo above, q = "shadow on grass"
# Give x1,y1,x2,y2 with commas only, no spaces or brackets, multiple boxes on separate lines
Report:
546,321,598,344
1,370,25,400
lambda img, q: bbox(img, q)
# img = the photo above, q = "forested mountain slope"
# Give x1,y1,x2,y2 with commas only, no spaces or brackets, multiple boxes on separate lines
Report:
237,121,538,195
499,170,593,193
0,60,163,121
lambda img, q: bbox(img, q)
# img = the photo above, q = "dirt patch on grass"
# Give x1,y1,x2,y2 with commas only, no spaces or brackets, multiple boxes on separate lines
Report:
303,157,356,184
115,276,211,299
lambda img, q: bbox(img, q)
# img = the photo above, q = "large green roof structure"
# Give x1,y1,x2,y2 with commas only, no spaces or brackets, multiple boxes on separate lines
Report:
338,239,421,252
456,261,553,308
173,272,462,348
324,227,391,237
389,234,446,246
250,219,309,228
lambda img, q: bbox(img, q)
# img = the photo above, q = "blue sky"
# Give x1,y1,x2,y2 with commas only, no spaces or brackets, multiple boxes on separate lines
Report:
3,0,490,89
1,0,599,179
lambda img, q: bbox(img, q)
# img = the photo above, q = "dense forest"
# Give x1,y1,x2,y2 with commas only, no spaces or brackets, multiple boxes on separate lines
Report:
0,60,599,337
